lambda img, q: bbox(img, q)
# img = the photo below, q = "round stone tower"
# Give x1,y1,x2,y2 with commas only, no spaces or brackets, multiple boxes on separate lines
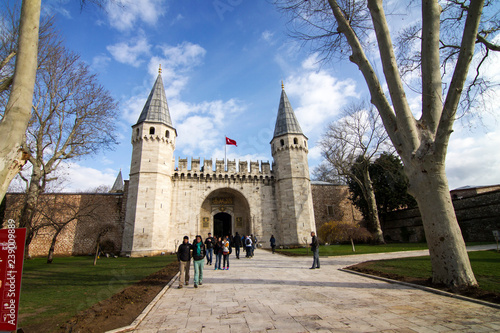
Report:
121,67,177,257
271,83,316,247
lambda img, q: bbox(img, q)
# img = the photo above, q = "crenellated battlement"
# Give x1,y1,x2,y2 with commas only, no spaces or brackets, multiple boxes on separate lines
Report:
173,157,274,181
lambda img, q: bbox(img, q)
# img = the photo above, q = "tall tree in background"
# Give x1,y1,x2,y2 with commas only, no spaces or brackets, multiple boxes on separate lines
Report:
348,152,417,223
317,102,390,243
18,42,118,255
0,0,110,204
276,0,500,287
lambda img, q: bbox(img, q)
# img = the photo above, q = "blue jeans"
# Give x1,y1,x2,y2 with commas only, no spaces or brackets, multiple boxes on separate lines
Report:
215,252,222,268
193,259,204,285
206,248,213,264
235,246,240,259
312,248,320,268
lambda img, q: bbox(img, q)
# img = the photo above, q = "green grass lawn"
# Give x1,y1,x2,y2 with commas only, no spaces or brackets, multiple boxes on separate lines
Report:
19,255,177,329
357,250,500,293
275,242,492,256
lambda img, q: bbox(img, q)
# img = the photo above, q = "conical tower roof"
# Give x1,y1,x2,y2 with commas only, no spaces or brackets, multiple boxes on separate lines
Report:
273,85,303,138
136,71,173,127
109,170,124,193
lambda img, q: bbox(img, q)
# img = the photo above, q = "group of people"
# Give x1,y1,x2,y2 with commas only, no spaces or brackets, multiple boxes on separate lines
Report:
176,232,259,289
177,231,320,289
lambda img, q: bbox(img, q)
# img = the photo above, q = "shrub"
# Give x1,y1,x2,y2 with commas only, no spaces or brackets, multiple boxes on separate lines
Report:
318,220,372,244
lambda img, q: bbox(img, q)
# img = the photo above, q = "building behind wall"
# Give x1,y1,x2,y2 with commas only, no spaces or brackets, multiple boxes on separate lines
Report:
1,73,361,257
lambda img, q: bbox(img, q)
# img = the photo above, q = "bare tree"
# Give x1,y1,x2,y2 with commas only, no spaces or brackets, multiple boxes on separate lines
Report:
317,102,390,243
16,40,118,255
33,193,117,264
0,0,112,204
276,0,500,287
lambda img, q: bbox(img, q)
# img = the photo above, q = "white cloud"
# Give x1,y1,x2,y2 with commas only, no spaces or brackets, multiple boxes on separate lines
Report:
60,163,118,192
286,56,359,135
446,127,500,189
105,0,167,31
174,99,246,156
91,54,111,72
107,37,151,67
261,30,275,44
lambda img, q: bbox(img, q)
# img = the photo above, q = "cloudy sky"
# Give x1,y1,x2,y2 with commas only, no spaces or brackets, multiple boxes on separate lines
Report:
6,0,500,191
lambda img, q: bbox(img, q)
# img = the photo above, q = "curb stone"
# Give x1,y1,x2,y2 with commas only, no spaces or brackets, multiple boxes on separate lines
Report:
340,268,500,310
106,271,180,333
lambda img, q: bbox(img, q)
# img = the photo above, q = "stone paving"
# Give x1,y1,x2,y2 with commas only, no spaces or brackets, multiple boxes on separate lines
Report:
131,246,500,332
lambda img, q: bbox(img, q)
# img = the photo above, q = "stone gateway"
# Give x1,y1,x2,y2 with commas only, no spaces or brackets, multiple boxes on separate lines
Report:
121,73,316,257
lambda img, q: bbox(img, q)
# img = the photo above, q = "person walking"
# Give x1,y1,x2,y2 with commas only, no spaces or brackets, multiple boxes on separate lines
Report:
245,235,253,258
177,236,191,289
191,235,206,288
222,236,230,270
310,231,320,269
214,236,223,270
204,232,214,265
233,232,241,259
270,235,276,254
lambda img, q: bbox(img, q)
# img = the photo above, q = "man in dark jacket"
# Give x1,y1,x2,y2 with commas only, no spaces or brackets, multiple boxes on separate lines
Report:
310,231,320,269
233,232,242,259
205,233,215,265
177,236,191,288
191,235,206,288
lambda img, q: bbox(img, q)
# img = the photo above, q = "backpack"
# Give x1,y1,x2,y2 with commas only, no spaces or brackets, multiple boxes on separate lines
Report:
245,238,251,246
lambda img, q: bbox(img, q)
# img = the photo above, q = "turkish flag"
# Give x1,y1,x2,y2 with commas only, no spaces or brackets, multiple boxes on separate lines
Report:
225,137,237,146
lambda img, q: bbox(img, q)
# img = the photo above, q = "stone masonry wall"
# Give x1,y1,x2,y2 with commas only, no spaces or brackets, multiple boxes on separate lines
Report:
383,190,500,243
311,184,363,231
3,193,125,257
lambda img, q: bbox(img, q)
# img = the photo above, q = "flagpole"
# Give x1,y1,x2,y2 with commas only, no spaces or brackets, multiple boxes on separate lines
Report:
224,136,227,171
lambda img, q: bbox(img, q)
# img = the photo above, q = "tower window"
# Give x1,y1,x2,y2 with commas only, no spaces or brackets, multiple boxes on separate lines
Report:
304,140,307,147
293,138,298,145
149,127,155,135
136,128,139,137
166,130,170,138
327,205,334,216
280,139,284,147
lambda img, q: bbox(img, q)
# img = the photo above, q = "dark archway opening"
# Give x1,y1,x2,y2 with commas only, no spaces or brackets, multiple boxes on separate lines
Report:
213,212,231,238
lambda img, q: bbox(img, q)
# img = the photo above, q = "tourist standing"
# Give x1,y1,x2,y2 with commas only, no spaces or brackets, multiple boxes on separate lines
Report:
205,233,214,265
233,232,241,259
177,236,191,289
270,235,276,254
214,236,223,270
310,231,320,269
222,236,230,269
191,235,206,288
245,235,253,258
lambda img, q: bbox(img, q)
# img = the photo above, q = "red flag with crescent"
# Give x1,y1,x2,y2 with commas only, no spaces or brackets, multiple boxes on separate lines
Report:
225,137,237,146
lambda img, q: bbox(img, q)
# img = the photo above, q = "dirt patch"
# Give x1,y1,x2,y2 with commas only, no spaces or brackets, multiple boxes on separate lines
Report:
19,261,179,333
346,262,500,305
59,261,178,333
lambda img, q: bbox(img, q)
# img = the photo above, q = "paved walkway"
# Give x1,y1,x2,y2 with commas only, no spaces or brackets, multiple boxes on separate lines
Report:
132,245,500,332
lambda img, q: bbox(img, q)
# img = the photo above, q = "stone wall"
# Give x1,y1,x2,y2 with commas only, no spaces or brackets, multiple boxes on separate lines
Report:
310,183,363,230
3,193,125,257
383,190,500,243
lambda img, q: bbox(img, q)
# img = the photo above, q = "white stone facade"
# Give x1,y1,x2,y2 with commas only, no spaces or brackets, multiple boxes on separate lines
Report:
121,74,316,256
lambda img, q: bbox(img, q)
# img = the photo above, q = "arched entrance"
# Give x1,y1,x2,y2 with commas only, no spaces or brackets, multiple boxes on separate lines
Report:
213,212,232,238
199,188,251,237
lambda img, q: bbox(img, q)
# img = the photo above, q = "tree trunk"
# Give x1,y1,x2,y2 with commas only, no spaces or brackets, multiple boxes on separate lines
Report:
19,176,42,258
0,0,41,203
361,166,385,244
47,228,62,264
407,166,477,287
350,237,355,252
